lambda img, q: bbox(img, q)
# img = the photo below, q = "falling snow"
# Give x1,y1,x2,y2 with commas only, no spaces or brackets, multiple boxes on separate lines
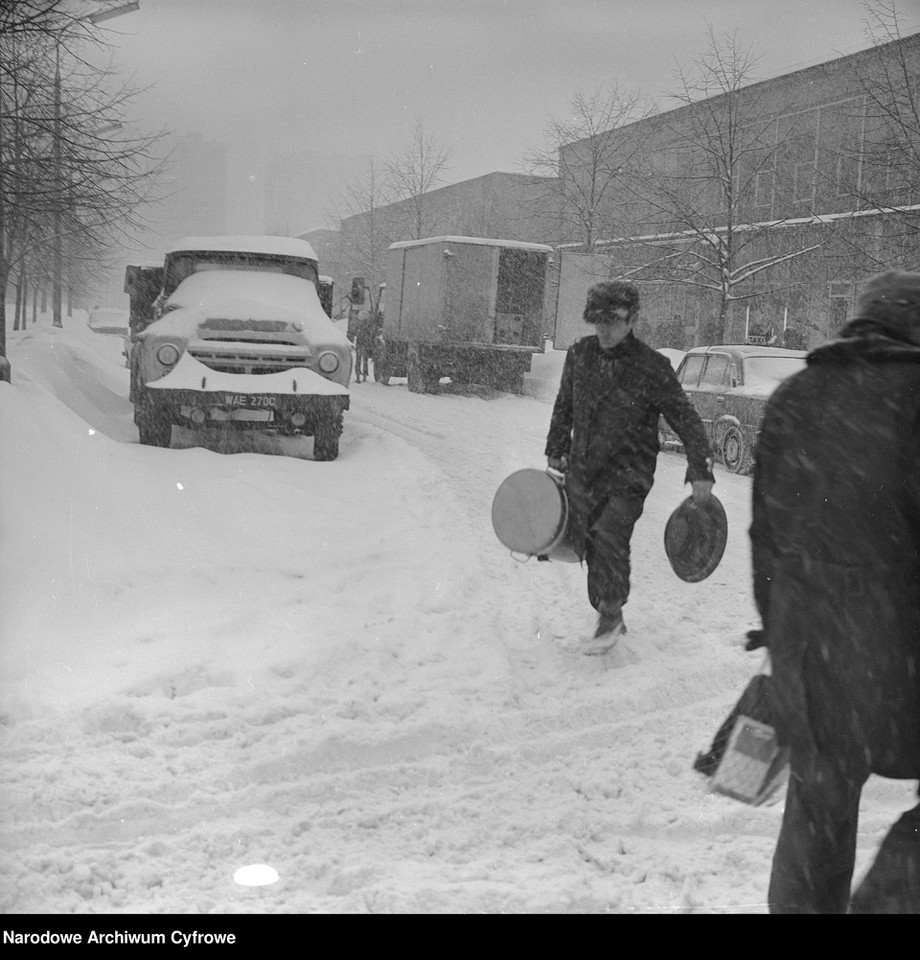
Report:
0,314,912,914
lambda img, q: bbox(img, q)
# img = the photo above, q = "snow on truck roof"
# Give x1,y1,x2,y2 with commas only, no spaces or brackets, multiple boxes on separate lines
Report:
388,236,554,253
168,236,319,260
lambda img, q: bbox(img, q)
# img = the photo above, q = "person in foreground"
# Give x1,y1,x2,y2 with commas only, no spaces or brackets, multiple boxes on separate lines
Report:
545,280,714,655
749,269,920,913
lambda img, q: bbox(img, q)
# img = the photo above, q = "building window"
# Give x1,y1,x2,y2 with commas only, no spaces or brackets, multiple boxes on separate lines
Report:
754,169,774,206
885,150,911,203
829,296,849,332
793,162,816,202
836,154,861,197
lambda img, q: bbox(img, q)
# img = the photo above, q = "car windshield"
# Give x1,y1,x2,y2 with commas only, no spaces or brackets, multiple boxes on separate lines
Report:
742,356,806,391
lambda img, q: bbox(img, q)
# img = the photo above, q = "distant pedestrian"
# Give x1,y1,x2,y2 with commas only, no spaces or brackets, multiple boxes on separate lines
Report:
545,280,715,654
781,326,806,350
749,269,920,913
354,311,376,383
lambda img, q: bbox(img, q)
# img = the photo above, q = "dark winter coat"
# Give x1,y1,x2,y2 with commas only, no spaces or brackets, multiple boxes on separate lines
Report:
355,314,379,351
545,332,714,558
750,323,920,779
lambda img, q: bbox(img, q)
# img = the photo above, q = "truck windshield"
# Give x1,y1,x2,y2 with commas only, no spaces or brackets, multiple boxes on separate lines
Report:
164,252,319,297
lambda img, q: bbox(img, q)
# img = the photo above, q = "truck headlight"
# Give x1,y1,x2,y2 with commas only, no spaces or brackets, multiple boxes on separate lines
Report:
317,351,339,374
156,343,181,366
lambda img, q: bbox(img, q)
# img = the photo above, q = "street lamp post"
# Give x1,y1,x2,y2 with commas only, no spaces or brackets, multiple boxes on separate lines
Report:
51,1,140,328
89,2,140,25
52,45,63,327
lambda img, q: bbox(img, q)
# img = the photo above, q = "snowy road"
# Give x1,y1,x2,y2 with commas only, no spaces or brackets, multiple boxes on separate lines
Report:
1,322,913,914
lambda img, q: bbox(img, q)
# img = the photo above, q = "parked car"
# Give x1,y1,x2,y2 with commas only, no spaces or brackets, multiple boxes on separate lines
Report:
87,307,130,336
659,343,808,473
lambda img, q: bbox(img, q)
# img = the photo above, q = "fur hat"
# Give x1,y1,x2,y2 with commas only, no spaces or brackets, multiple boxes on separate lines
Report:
848,270,920,345
584,280,640,321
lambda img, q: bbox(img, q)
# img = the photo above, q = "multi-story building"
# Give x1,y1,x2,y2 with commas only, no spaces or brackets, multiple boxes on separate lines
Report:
88,132,229,310
151,132,228,248
555,32,920,348
264,151,371,238
324,34,918,350
336,171,562,294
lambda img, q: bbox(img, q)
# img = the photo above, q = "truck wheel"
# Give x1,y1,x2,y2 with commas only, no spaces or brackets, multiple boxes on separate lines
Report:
137,408,172,447
313,415,342,461
719,424,750,474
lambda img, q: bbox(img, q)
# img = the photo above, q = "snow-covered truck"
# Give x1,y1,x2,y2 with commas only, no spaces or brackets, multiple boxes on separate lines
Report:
124,236,352,459
374,236,553,393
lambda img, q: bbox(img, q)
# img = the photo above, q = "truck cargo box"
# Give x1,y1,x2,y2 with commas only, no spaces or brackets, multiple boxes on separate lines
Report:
385,236,552,349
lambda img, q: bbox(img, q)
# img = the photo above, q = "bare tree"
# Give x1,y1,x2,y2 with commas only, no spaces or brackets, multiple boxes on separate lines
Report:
0,2,165,364
844,2,920,243
617,29,823,343
383,118,451,240
523,86,648,251
0,0,79,41
328,157,395,298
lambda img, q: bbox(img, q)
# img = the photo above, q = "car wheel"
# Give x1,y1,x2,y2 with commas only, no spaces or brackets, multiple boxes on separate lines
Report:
720,424,749,473
137,407,172,447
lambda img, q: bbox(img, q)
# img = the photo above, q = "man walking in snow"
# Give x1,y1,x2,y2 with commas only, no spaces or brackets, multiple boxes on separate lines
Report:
353,310,377,383
749,270,920,913
545,280,715,654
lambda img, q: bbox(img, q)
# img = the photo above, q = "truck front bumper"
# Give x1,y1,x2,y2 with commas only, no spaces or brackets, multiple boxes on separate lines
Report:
142,388,349,435
144,353,349,434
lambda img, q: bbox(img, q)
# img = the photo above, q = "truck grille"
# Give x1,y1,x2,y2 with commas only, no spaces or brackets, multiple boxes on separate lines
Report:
188,344,311,375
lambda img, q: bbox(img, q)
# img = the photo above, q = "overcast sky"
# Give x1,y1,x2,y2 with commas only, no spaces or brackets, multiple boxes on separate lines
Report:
95,0,920,229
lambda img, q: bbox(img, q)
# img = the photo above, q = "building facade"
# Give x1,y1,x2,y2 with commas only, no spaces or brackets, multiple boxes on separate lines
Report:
319,34,918,350
265,151,372,238
153,132,229,248
556,32,920,348
334,171,562,296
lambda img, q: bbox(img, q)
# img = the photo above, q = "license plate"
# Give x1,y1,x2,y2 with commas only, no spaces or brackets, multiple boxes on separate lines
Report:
224,394,277,409
210,408,273,422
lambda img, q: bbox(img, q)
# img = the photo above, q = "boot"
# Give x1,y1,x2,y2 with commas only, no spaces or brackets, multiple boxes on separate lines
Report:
581,605,626,656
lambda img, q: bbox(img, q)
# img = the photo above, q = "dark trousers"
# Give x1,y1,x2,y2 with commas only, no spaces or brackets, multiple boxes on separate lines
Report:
769,752,865,913
850,801,920,913
770,751,920,913
355,343,371,379
584,495,644,615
